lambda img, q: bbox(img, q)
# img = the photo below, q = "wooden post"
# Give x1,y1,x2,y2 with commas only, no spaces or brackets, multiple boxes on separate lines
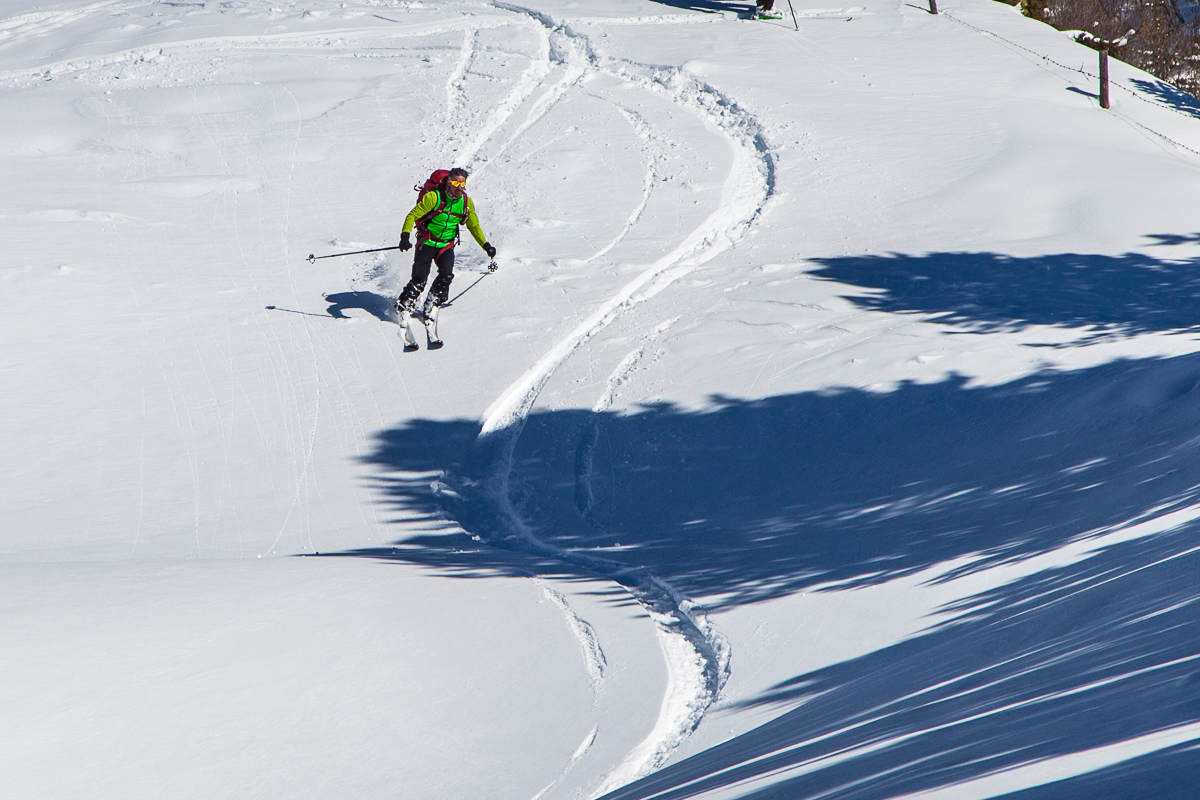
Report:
929,0,938,13
1099,48,1110,109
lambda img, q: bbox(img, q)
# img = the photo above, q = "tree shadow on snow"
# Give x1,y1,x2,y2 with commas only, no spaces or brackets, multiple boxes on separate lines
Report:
342,351,1200,796
349,353,1200,607
333,245,1200,797
1145,231,1200,247
990,742,1200,800
350,347,1200,794
600,522,1200,799
805,248,1200,342
1130,78,1200,119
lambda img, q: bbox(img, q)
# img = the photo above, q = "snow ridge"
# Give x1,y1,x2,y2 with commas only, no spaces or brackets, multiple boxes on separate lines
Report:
538,580,607,695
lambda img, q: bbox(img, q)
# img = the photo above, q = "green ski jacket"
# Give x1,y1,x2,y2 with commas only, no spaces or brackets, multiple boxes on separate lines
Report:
402,190,488,249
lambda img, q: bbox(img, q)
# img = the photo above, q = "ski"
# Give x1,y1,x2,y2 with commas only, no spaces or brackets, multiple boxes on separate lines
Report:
397,309,420,352
422,305,443,349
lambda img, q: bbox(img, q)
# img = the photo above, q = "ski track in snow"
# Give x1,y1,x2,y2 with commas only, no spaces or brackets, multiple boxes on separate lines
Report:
575,318,678,524
572,348,647,524
452,14,553,167
0,0,128,42
0,17,492,84
538,580,608,695
531,724,601,800
444,25,477,127
581,105,659,265
436,3,776,795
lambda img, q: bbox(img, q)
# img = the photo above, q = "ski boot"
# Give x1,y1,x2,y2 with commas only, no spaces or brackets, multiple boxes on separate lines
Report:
422,295,443,349
395,296,420,352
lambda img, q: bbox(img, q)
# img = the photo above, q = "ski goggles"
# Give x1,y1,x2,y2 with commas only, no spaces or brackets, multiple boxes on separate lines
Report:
447,178,467,188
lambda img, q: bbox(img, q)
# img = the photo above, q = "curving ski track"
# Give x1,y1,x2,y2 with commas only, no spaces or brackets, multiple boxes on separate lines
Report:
432,4,778,796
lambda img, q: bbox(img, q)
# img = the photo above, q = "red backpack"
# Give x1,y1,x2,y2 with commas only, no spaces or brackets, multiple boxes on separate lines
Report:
415,169,451,197
413,169,469,250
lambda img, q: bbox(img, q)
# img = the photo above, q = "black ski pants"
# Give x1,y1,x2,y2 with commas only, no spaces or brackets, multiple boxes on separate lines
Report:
397,243,455,309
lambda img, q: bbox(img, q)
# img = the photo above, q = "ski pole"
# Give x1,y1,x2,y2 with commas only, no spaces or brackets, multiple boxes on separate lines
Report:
787,0,799,29
443,265,495,307
307,246,400,263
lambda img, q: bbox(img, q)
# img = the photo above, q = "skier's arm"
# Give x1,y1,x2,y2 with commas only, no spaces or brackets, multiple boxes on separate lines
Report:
464,198,489,248
401,192,440,235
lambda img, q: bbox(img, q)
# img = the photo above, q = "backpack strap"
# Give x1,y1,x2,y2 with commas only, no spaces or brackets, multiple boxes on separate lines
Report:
415,189,445,228
415,189,469,248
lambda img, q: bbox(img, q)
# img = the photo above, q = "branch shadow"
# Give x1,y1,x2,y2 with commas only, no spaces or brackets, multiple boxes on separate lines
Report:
1130,77,1200,119
990,742,1200,800
1146,232,1200,247
601,524,1200,799
805,250,1200,342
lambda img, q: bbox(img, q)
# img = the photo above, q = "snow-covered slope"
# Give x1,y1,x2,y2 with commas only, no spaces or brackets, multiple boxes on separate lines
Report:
4,0,1200,797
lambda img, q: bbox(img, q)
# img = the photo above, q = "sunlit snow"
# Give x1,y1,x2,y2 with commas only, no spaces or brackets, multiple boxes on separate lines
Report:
4,0,1200,798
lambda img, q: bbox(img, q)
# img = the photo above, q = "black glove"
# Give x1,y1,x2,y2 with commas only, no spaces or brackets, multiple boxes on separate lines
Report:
399,232,412,252
483,242,497,259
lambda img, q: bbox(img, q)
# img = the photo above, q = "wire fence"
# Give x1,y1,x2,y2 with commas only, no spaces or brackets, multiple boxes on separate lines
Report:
941,10,1200,158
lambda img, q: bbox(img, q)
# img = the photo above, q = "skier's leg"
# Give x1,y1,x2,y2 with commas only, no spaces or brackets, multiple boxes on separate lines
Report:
426,248,457,310
418,248,453,347
397,246,435,312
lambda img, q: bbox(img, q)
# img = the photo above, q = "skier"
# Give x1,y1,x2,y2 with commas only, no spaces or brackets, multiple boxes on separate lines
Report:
394,167,497,321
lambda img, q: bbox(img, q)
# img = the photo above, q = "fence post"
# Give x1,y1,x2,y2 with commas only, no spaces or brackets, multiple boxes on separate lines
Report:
1099,48,1110,109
